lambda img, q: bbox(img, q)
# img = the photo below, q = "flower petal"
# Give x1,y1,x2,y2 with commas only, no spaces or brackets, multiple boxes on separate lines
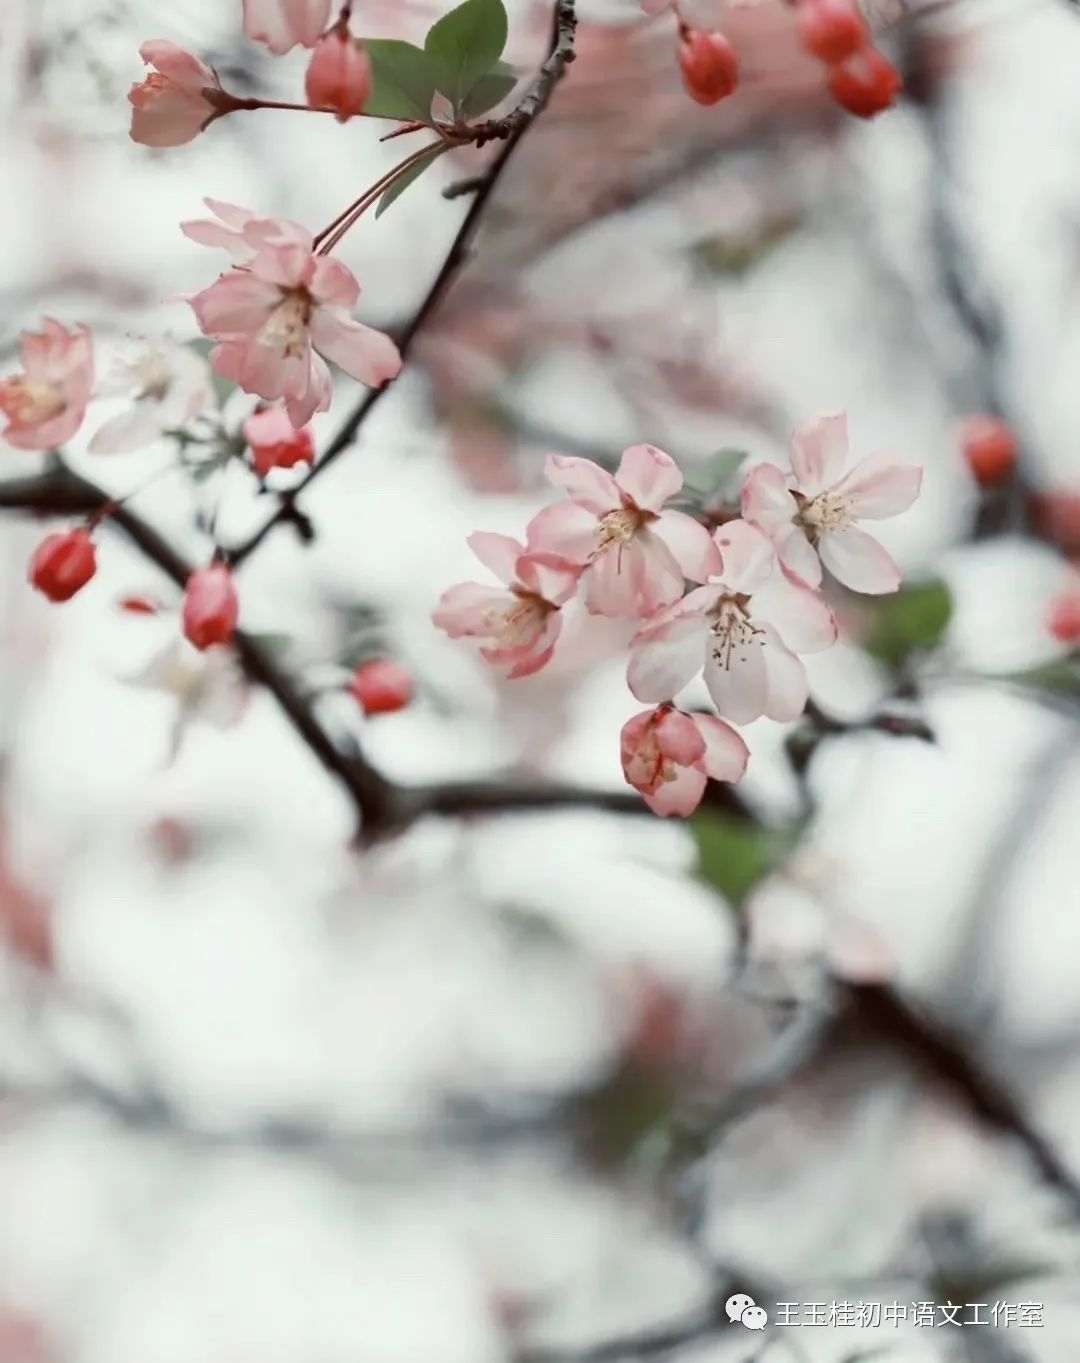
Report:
627,611,706,703
467,531,525,586
704,635,767,724
760,629,809,721
309,255,361,309
830,454,923,520
190,272,280,335
711,518,776,594
655,707,708,766
309,310,401,388
654,510,723,582
586,534,683,619
615,443,682,512
741,461,798,531
432,582,513,637
753,567,837,653
775,527,822,587
790,413,849,495
818,526,902,594
644,764,708,818
545,454,621,515
525,500,599,565
691,714,749,783
517,553,582,606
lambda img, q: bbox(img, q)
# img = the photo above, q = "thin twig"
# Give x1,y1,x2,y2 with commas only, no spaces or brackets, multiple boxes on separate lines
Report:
226,0,578,568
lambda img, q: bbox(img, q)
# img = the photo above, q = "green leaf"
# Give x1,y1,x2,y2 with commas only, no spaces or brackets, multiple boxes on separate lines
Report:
459,62,517,116
863,578,953,667
690,812,790,907
375,144,449,218
363,39,437,122
424,0,508,112
682,448,747,502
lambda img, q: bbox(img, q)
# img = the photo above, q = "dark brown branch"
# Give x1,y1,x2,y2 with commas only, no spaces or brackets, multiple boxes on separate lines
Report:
1,460,746,839
848,981,1080,1213
227,0,578,569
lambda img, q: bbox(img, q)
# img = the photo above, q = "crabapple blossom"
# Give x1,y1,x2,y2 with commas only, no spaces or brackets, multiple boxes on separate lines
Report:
525,444,719,619
793,0,868,65
620,705,748,818
826,46,901,118
959,413,1017,487
28,530,97,603
190,237,402,427
305,27,373,121
348,660,415,716
0,320,94,451
243,404,315,478
243,0,332,54
677,30,739,106
432,532,582,679
91,341,215,453
627,519,837,724
740,413,921,595
181,199,311,264
128,42,229,148
182,564,239,651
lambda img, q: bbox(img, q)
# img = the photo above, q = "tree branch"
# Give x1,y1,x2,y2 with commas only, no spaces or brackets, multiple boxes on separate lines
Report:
227,0,579,569
0,461,761,838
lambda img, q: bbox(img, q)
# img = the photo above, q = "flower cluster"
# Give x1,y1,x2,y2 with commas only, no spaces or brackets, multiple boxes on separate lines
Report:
649,0,901,120
435,418,922,817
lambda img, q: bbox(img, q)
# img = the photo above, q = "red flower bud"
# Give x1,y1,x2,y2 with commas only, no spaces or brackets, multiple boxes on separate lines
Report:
348,659,414,716
958,414,1017,487
304,28,373,122
1047,592,1080,645
826,45,901,118
677,29,739,106
182,564,239,651
28,529,96,603
242,405,315,479
794,0,869,65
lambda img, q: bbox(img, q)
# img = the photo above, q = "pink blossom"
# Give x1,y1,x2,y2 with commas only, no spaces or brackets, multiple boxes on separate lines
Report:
181,199,312,263
243,0,332,54
525,444,720,619
621,705,748,817
190,239,402,427
741,413,922,595
0,320,94,451
627,519,837,724
128,41,226,148
432,533,582,679
305,28,373,120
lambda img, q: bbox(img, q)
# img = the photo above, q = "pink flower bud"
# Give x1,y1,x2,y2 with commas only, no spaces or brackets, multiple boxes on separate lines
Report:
1048,593,1080,645
348,660,415,716
305,28,373,122
128,41,227,148
182,565,239,651
826,45,901,119
677,29,739,107
28,530,97,603
243,404,315,478
958,414,1017,487
794,0,869,65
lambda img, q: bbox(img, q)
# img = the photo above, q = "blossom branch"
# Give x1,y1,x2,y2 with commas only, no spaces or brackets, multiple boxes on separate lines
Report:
226,0,578,568
0,458,758,838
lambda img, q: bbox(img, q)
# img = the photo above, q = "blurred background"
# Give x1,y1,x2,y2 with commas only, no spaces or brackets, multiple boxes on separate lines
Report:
3,0,1080,1359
